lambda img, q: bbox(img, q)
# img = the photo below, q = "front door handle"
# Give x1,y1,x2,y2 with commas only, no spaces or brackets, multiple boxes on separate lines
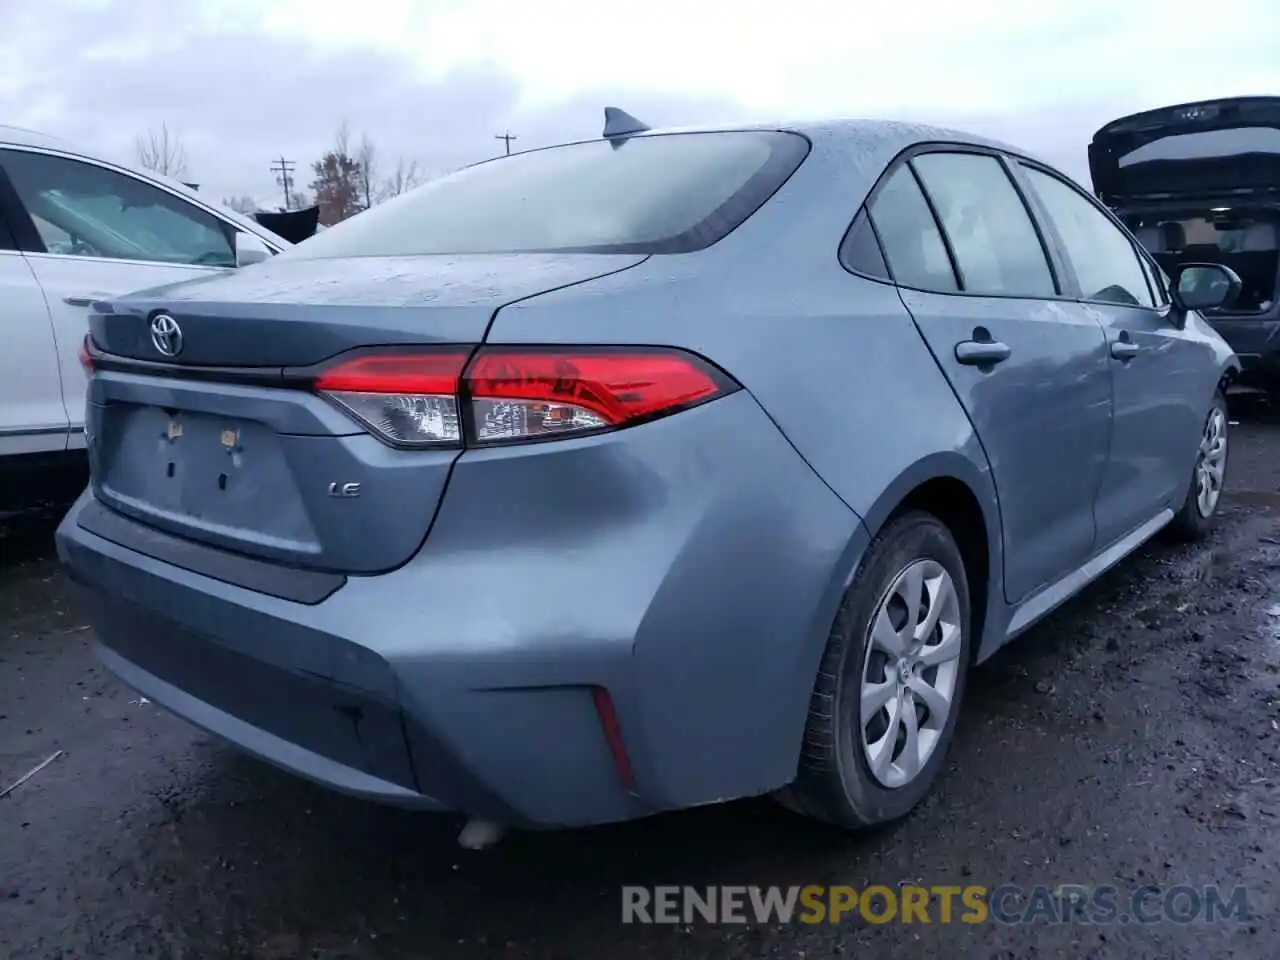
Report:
63,292,110,307
1110,337,1140,361
955,339,1012,365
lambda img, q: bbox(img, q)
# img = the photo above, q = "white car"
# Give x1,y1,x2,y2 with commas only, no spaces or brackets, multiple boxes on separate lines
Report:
0,125,289,517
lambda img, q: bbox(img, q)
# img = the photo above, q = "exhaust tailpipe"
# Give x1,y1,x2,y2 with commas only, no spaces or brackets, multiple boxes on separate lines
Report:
458,818,505,850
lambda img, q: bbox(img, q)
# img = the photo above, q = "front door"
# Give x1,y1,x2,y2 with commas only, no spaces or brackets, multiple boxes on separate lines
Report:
1015,162,1211,546
0,148,242,442
867,150,1113,603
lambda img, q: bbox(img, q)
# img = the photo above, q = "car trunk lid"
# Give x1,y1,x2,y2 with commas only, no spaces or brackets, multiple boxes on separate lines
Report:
1089,97,1280,206
88,253,645,367
84,252,647,574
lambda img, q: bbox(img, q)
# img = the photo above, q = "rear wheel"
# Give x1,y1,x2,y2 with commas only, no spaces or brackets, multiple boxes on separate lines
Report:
781,511,971,828
1166,391,1229,541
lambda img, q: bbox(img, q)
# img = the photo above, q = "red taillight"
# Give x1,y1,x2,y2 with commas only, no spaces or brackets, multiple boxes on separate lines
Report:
312,346,735,448
465,348,730,444
313,352,467,395
315,350,471,447
78,335,94,372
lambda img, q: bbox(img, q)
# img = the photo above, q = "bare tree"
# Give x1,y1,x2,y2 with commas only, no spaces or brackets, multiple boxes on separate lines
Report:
135,122,188,178
333,120,353,166
356,135,378,211
310,123,363,226
222,195,259,216
380,157,424,200
309,122,425,218
305,120,370,223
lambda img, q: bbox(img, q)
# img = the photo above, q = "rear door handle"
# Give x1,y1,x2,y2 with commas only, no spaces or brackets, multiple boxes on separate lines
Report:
63,293,110,307
1110,338,1140,361
955,339,1012,365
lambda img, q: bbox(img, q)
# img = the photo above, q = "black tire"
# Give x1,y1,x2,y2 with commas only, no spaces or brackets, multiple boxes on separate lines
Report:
1165,390,1229,542
780,510,971,829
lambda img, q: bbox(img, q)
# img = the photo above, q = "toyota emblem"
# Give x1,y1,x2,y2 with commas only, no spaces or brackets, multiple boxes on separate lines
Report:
150,313,183,357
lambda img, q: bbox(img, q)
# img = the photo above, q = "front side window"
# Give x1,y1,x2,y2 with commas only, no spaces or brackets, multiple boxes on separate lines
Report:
867,167,958,292
911,152,1057,298
281,130,809,259
1,149,236,267
1137,250,1169,307
1020,165,1156,308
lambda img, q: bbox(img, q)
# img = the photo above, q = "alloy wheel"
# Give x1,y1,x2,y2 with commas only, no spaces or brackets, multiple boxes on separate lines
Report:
1195,406,1228,519
857,559,963,789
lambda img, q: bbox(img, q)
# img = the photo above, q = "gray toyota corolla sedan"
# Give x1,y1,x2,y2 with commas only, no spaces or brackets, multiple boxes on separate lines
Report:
56,112,1240,839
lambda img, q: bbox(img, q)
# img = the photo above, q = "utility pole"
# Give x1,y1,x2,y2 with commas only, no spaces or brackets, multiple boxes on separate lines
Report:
269,156,296,209
494,131,517,156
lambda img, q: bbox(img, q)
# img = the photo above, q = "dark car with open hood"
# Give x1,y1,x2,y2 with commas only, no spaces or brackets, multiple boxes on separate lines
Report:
1091,96,1280,386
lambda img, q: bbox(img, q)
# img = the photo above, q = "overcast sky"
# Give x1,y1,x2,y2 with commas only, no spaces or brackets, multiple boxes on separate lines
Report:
4,0,1278,208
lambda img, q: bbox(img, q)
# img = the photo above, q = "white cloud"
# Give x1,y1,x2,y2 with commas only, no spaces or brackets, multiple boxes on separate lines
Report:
3,0,1278,198
227,0,1280,114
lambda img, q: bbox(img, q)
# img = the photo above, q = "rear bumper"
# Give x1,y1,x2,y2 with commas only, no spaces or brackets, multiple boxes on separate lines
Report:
57,392,866,827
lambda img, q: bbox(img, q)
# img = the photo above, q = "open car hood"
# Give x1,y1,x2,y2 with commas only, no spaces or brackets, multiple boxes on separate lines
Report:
1089,97,1280,206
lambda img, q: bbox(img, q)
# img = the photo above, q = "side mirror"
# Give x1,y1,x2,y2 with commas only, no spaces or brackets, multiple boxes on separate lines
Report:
1171,262,1241,314
234,231,271,267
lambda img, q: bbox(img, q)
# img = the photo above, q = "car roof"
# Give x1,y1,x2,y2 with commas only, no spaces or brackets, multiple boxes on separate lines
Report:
517,115,1060,204
806,117,1034,157
542,116,1060,215
0,123,290,247
606,115,1042,163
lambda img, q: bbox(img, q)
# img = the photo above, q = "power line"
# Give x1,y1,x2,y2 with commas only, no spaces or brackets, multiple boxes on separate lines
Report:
269,156,296,209
495,131,517,156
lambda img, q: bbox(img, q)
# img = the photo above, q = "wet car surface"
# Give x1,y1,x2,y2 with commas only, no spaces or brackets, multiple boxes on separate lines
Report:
2,396,1279,960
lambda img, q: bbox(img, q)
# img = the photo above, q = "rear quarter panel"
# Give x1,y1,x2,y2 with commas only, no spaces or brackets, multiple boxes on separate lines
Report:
483,136,1006,787
485,136,1000,560
487,252,1000,595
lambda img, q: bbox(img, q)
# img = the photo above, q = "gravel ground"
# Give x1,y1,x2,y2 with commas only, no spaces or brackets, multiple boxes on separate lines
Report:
2,398,1279,960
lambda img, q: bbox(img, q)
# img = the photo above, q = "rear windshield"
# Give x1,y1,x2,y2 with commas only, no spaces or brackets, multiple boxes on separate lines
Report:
280,130,808,258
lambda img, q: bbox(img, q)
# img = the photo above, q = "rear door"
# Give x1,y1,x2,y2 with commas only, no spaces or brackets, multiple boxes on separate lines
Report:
1016,160,1212,546
0,147,273,445
1090,97,1280,205
867,149,1112,604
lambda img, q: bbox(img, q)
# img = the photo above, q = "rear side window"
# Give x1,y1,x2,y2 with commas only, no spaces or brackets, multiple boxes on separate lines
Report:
867,167,958,292
911,152,1057,298
840,208,890,279
1019,165,1157,308
280,131,809,258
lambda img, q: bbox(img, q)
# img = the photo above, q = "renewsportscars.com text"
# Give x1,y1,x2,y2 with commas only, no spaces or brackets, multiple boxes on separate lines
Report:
621,884,1250,926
